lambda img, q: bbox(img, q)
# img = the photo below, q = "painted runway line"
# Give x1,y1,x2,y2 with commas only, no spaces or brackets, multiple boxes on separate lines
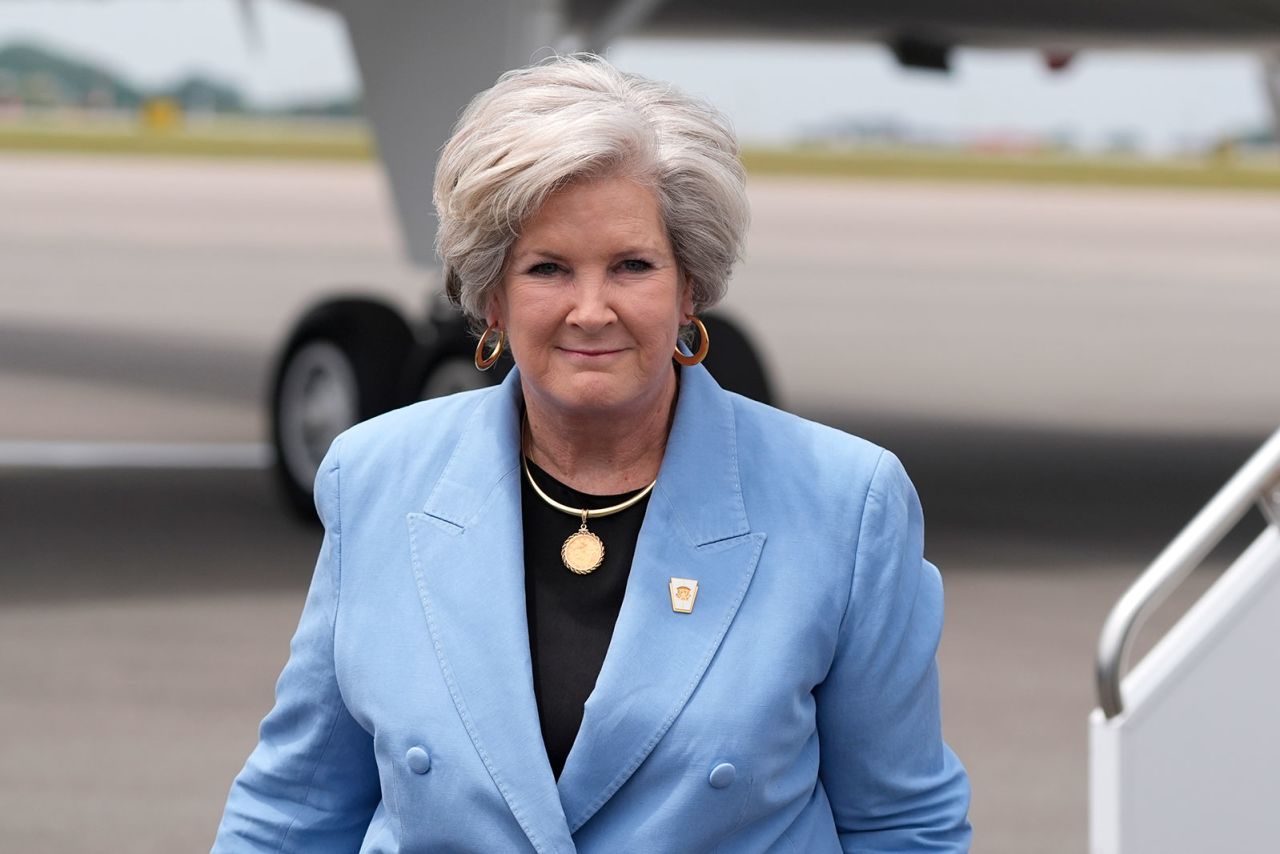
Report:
0,440,272,469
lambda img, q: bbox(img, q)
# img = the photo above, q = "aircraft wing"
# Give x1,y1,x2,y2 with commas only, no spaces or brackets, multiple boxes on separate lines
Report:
293,0,1280,268
312,0,1280,51
595,0,1280,49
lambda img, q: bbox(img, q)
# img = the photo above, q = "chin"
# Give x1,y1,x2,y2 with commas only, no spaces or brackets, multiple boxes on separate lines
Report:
558,384,638,415
546,373,660,418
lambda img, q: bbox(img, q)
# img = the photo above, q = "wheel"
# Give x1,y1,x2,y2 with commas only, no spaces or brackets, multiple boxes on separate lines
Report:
270,300,415,521
274,338,359,514
699,312,773,406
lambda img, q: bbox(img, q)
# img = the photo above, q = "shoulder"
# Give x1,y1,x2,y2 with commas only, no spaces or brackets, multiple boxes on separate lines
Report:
317,385,501,515
725,397,939,643
332,385,493,467
727,392,895,495
725,392,920,557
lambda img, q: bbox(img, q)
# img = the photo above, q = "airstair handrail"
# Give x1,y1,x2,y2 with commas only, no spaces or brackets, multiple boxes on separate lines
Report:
1095,427,1280,720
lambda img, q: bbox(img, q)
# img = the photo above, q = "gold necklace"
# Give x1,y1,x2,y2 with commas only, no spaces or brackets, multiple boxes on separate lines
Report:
521,451,657,575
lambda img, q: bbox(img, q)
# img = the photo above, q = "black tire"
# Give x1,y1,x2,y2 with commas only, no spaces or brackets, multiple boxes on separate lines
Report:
270,300,416,522
699,312,774,406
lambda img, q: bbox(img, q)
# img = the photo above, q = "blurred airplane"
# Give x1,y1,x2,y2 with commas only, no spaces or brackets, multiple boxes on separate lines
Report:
253,0,1280,516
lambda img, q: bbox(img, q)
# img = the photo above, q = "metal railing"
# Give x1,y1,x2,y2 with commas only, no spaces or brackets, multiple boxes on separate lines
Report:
1095,427,1280,720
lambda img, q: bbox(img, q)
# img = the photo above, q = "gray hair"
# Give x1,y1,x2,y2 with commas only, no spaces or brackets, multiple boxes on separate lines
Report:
433,54,749,326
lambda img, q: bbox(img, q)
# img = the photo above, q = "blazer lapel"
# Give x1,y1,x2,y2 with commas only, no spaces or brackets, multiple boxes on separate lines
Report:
406,370,576,854
555,364,767,833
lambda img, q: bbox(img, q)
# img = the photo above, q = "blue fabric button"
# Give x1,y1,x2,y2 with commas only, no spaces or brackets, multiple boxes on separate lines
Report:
708,762,736,789
406,746,432,774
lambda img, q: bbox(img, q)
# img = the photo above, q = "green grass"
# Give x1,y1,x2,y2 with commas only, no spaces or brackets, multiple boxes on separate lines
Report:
0,121,373,161
742,146,1280,192
3,120,1279,192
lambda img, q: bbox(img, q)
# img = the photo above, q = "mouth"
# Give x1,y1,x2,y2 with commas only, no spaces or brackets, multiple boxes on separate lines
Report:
558,346,624,358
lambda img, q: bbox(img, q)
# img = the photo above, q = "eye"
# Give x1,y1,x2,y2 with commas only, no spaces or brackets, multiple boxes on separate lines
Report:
527,262,560,276
619,259,653,273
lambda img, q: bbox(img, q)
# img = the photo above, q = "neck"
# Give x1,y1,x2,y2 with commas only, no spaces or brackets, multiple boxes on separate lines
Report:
522,372,678,495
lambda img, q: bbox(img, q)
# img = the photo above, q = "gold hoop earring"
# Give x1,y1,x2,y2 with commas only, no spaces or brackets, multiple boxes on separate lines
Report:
475,324,505,371
673,316,709,367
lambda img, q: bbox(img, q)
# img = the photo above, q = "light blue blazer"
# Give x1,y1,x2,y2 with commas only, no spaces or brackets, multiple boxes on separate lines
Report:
214,361,971,853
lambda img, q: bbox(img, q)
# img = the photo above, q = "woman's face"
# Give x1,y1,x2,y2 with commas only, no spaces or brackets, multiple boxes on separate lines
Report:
489,176,693,422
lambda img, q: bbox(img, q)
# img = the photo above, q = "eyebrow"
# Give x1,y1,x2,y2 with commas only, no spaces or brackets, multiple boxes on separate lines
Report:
514,246,665,262
514,249,568,264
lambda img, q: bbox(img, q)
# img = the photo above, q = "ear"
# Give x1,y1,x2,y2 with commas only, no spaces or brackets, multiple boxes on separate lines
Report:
679,273,696,322
484,289,504,330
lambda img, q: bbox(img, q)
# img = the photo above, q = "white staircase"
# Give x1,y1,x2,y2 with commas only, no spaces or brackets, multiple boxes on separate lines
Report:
1090,429,1280,853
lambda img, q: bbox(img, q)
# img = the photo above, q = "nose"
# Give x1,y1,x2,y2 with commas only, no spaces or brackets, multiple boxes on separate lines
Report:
565,272,616,331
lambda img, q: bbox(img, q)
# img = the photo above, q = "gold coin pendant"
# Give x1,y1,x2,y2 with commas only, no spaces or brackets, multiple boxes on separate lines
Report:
562,529,605,575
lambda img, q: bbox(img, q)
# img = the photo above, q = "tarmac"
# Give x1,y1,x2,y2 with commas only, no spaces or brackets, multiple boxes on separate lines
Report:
1,153,1276,852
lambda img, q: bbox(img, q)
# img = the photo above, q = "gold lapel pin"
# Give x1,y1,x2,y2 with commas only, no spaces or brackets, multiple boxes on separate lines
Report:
669,577,699,614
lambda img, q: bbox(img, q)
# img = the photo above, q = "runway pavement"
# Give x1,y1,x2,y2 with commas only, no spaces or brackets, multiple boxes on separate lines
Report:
2,153,1277,852
2,152,1278,443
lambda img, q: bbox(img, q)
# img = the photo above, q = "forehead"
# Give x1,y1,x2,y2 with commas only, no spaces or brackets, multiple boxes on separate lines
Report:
513,176,670,253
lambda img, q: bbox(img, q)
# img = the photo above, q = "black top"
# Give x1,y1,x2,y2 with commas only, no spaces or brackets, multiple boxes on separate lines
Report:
520,458,650,780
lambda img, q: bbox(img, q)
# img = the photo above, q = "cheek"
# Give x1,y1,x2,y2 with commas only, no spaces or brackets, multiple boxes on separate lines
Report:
656,300,686,344
502,291,562,347
637,318,680,368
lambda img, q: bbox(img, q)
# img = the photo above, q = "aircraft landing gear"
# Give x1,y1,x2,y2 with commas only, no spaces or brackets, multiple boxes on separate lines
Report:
1264,53,1280,140
270,299,415,521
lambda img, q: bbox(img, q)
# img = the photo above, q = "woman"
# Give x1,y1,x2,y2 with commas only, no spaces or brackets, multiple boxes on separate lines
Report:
214,55,970,853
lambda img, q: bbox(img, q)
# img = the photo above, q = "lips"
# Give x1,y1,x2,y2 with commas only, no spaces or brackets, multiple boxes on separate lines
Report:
559,346,624,357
